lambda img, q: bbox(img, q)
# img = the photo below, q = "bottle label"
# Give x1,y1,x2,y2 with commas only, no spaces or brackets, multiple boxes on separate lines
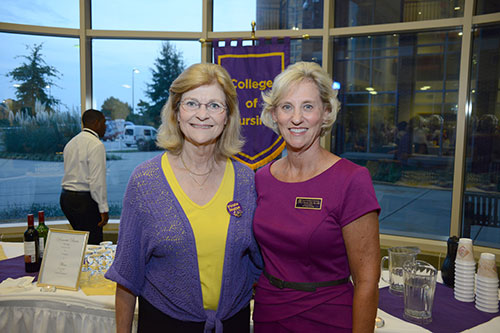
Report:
24,241,36,263
39,238,45,258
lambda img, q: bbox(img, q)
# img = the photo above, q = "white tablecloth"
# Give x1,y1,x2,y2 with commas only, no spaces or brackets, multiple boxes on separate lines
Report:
0,242,138,333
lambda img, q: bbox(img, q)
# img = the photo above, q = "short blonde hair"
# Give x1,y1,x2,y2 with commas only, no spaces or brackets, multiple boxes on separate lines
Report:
261,61,341,137
156,63,244,158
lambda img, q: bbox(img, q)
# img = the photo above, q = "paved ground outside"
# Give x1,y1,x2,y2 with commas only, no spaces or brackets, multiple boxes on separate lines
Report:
0,140,498,248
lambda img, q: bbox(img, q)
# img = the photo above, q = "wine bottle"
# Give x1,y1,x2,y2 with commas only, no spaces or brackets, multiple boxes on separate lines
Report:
441,235,459,288
36,210,49,261
24,214,40,272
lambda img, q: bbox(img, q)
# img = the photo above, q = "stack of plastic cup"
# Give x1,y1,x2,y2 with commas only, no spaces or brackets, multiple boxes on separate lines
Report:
475,253,499,313
454,238,475,302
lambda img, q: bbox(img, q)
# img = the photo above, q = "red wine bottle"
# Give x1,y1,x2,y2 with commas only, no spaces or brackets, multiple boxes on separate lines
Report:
36,211,49,261
24,214,40,272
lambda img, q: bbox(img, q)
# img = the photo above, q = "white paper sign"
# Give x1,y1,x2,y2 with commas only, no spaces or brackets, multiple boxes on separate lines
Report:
37,229,89,291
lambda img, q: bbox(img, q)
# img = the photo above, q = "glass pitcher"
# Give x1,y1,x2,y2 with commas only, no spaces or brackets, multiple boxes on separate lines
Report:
381,246,420,295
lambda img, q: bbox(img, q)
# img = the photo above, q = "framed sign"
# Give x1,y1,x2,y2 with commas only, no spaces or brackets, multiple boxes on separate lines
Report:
37,229,89,291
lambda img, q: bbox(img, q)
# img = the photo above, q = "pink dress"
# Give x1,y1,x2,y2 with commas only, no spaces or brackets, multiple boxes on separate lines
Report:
253,159,380,332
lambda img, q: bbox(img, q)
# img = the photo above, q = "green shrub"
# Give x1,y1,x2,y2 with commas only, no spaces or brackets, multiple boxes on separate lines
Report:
3,106,81,154
0,201,123,223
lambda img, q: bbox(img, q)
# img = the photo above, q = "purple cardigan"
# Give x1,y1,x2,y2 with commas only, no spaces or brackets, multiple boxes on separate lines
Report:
105,154,262,332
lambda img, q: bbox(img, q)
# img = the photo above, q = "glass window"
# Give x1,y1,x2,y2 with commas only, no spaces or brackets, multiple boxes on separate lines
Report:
214,0,323,31
91,0,201,31
475,1,500,15
213,0,257,31
464,25,500,248
0,0,78,28
92,39,200,217
335,0,464,27
0,33,80,223
332,30,461,240
291,37,323,64
93,39,200,126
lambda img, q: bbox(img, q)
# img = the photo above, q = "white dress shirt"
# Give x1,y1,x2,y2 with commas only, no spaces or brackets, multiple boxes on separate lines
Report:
61,128,109,213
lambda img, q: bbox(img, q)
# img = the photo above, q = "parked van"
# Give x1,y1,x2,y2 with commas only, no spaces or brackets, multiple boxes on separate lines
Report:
123,125,158,149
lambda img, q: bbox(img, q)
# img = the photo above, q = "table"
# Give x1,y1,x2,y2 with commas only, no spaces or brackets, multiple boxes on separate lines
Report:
1,241,499,333
376,271,500,332
0,242,138,333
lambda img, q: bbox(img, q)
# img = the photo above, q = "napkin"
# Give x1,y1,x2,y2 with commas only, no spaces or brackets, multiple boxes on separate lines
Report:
0,276,35,294
80,282,116,296
79,272,116,296
0,245,7,261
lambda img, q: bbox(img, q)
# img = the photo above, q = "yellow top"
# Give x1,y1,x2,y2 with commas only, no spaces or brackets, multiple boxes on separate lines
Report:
162,153,234,310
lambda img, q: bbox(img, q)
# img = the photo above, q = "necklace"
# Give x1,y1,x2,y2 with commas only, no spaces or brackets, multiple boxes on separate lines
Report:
180,154,214,187
186,171,210,187
180,154,214,176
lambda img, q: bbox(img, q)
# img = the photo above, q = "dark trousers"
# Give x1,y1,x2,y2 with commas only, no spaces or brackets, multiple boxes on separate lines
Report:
60,189,103,245
138,296,250,333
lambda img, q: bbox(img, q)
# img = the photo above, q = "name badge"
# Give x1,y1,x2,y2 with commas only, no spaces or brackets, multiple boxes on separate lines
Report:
295,197,322,210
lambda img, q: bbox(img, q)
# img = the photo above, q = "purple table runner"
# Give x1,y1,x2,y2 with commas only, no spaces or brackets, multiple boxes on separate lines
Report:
379,283,499,332
0,255,39,283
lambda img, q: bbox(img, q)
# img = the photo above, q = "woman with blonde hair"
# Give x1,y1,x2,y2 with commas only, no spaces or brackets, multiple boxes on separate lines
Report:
106,63,262,333
253,62,380,332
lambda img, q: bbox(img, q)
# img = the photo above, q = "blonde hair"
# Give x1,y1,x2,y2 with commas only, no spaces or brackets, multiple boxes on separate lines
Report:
156,63,244,158
261,61,341,136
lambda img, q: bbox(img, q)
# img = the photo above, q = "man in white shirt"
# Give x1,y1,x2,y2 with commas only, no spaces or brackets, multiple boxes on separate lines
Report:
60,109,109,244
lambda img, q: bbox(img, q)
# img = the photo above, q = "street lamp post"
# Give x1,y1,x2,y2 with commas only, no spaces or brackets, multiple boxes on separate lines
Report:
132,68,140,114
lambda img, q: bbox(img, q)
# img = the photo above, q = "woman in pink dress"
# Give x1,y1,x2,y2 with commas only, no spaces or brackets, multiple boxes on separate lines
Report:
253,62,381,332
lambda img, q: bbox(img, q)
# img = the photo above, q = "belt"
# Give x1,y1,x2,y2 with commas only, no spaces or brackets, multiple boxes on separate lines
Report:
263,271,349,292
62,188,91,195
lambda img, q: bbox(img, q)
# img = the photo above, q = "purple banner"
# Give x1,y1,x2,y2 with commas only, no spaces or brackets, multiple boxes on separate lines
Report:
214,38,290,170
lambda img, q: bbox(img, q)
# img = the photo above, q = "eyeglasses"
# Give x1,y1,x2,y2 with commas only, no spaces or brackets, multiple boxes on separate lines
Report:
180,99,227,114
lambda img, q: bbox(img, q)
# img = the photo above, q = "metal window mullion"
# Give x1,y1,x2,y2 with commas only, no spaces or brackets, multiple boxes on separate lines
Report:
450,0,475,237
320,0,333,150
201,0,212,63
79,0,92,114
